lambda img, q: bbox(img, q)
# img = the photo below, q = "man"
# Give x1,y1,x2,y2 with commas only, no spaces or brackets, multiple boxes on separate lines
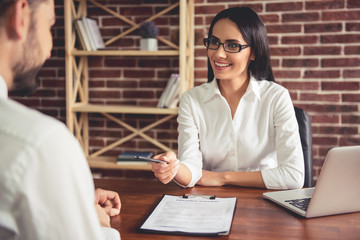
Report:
0,0,121,239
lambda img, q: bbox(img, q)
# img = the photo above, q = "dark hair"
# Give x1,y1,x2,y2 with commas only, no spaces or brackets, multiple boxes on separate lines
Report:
207,7,275,82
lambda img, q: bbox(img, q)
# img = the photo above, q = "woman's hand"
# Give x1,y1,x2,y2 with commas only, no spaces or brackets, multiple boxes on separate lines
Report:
151,151,179,184
95,188,121,217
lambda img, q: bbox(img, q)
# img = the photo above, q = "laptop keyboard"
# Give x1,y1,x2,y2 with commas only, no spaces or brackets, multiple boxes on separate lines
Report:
285,198,311,211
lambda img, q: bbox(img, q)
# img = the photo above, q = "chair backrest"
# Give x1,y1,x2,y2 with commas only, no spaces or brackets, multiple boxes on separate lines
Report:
294,106,313,187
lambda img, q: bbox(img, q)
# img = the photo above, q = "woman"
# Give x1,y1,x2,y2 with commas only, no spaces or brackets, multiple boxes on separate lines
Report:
152,7,304,189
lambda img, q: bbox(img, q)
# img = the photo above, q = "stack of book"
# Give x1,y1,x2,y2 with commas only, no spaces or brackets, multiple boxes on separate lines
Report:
117,151,154,165
74,17,105,51
157,73,180,108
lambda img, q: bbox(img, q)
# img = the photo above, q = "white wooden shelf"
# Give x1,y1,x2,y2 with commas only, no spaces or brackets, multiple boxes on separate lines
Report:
64,0,194,169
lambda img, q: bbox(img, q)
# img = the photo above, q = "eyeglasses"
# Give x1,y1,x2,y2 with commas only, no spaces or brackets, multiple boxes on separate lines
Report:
203,38,250,53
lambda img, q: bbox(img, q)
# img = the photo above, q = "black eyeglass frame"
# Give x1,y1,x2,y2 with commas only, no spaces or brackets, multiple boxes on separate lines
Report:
203,38,250,53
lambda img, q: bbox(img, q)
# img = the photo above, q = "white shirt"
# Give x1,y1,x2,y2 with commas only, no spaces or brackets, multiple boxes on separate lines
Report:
177,76,304,189
0,76,120,240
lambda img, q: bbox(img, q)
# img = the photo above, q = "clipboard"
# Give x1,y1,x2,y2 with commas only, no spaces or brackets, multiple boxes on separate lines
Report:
138,194,237,236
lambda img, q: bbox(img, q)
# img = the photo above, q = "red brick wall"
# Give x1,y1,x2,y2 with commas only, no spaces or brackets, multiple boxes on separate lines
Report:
11,0,360,182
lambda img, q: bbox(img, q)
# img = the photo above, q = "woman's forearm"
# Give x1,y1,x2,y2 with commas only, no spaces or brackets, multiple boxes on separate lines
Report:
222,171,266,188
173,163,193,187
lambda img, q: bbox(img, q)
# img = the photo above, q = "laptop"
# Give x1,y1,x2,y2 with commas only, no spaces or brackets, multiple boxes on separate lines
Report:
263,146,360,218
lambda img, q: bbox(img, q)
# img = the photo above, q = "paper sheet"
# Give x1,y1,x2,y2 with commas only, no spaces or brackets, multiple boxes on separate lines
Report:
140,195,237,235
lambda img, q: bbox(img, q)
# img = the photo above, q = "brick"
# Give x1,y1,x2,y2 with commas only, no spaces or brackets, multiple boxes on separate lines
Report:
348,0,360,8
342,115,360,124
282,13,319,22
89,70,121,78
321,34,360,44
313,136,339,145
42,80,65,88
322,10,360,21
322,58,360,68
304,70,340,79
340,137,360,146
271,47,301,56
342,94,360,102
38,109,60,118
300,93,340,102
123,90,155,99
305,104,357,112
346,23,360,32
318,126,358,135
282,36,318,45
306,0,345,10
120,6,153,16
312,115,340,125
138,59,172,68
270,58,280,68
267,24,302,34
195,5,225,15
322,81,359,91
304,46,341,56
195,59,207,68
124,70,155,78
268,36,279,45
288,91,298,101
229,4,263,13
266,2,303,12
41,99,65,108
305,23,342,33
106,80,137,88
11,98,41,107
89,80,106,88
31,89,57,97
281,81,320,90
260,14,280,23
89,139,105,147
344,70,360,78
273,70,301,79
282,58,319,68
140,80,165,88
344,46,360,55
194,70,208,79
90,90,121,99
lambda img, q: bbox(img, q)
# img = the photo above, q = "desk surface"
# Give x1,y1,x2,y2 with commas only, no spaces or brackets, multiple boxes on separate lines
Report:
94,178,360,240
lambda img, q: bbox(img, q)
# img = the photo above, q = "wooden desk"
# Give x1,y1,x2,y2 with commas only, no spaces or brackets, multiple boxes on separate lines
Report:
94,178,360,240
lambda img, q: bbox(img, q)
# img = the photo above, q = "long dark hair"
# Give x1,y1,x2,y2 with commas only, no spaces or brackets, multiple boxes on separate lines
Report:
207,7,275,82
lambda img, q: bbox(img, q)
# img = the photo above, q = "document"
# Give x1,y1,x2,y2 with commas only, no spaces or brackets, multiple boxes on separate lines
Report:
139,194,237,236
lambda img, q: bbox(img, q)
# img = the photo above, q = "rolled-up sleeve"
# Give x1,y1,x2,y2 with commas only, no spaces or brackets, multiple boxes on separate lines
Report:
261,90,304,189
177,92,203,187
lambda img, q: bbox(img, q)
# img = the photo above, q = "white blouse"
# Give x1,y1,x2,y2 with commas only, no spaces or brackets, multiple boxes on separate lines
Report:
177,76,304,189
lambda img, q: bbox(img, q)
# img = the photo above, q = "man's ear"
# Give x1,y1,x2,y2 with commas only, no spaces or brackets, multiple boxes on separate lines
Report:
8,0,30,40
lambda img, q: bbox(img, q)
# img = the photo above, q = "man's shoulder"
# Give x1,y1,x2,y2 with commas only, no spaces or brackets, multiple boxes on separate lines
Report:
0,98,68,145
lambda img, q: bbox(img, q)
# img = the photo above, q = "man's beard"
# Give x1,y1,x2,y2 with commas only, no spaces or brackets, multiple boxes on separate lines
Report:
10,17,44,96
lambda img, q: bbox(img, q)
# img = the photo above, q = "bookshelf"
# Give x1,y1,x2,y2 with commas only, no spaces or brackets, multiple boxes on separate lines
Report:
64,0,194,170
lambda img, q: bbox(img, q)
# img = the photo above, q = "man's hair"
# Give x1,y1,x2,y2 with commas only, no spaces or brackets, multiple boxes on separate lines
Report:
0,0,48,27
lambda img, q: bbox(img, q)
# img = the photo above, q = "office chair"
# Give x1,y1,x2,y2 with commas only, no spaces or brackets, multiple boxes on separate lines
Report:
294,106,313,188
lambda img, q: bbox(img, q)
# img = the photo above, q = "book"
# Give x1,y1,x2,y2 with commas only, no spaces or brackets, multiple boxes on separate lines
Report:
117,151,154,165
82,17,96,51
157,73,179,108
82,17,105,50
74,19,92,51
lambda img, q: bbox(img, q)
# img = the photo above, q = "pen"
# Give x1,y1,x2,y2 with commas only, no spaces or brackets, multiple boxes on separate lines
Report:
134,156,169,164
